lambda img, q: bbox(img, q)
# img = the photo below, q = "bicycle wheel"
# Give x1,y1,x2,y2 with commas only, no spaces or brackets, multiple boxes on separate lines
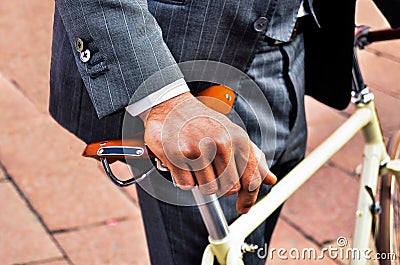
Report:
377,130,400,265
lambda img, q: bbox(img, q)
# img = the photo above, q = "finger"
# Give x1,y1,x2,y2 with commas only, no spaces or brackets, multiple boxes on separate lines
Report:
165,160,196,190
213,150,241,197
260,163,277,185
235,141,262,214
237,169,261,214
194,165,219,195
251,142,277,185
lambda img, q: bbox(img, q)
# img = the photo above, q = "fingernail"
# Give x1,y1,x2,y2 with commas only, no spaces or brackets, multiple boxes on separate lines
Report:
270,172,277,183
263,171,277,185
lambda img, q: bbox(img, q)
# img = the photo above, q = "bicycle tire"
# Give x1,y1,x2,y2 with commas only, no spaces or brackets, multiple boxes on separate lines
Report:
377,130,400,265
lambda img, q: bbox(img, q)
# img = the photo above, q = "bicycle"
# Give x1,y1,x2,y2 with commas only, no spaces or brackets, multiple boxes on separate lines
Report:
82,26,400,265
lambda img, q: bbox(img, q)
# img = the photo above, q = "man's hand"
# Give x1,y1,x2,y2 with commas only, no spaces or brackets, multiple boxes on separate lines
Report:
143,92,277,214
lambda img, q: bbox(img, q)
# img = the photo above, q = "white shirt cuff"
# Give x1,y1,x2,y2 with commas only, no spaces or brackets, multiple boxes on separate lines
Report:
297,1,308,17
125,78,190,117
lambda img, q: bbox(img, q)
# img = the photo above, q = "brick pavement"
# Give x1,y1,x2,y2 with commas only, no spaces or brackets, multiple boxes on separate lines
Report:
0,0,399,264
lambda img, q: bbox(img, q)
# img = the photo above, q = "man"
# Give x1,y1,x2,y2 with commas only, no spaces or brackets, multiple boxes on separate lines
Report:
49,0,398,264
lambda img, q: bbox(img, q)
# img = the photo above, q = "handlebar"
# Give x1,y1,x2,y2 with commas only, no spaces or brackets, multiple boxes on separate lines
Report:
82,85,236,186
367,27,400,43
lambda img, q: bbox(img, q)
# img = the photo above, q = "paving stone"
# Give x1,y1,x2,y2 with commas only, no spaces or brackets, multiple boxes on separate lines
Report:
305,96,347,151
373,89,400,136
55,220,150,265
124,185,140,206
34,259,69,265
0,1,54,113
305,88,399,174
329,134,364,175
358,50,400,100
305,97,365,173
0,74,138,231
38,259,70,265
0,167,6,181
0,72,44,128
368,39,400,62
356,0,400,61
0,182,62,264
0,132,139,230
281,165,359,245
107,161,140,206
269,219,338,265
356,0,391,28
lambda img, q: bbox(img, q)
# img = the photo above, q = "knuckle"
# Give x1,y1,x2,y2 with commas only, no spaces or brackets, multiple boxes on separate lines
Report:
219,176,241,194
228,185,241,194
179,145,201,159
241,173,260,191
248,182,261,192
240,199,254,210
246,162,259,174
222,189,238,197
214,136,230,149
179,185,196,191
199,183,218,195
174,178,195,190
231,129,249,145
222,177,240,191
216,129,231,142
170,170,195,188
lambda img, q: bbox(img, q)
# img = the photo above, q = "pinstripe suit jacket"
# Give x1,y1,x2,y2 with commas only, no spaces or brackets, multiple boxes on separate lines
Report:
50,0,356,144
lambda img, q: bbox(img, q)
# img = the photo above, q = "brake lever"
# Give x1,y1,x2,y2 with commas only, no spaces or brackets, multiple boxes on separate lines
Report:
100,157,155,187
84,139,173,187
100,151,175,187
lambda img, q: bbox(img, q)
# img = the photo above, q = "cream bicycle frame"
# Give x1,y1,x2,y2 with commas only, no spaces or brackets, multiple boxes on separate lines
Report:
84,26,400,265
200,94,400,265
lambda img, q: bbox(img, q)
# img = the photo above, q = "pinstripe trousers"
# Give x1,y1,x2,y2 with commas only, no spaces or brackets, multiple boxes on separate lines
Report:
136,33,308,265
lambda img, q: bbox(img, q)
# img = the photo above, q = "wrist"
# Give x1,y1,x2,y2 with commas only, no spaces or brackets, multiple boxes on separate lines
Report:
144,92,195,125
148,92,194,116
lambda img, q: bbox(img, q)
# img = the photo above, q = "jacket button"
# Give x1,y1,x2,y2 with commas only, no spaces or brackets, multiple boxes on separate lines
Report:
75,38,85,52
80,49,91,63
253,17,268,32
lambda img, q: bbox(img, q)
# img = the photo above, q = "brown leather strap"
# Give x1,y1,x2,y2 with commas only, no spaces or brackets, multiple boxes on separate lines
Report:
196,85,235,115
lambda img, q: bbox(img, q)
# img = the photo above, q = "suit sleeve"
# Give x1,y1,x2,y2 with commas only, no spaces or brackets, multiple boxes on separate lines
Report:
55,0,184,118
373,0,400,28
